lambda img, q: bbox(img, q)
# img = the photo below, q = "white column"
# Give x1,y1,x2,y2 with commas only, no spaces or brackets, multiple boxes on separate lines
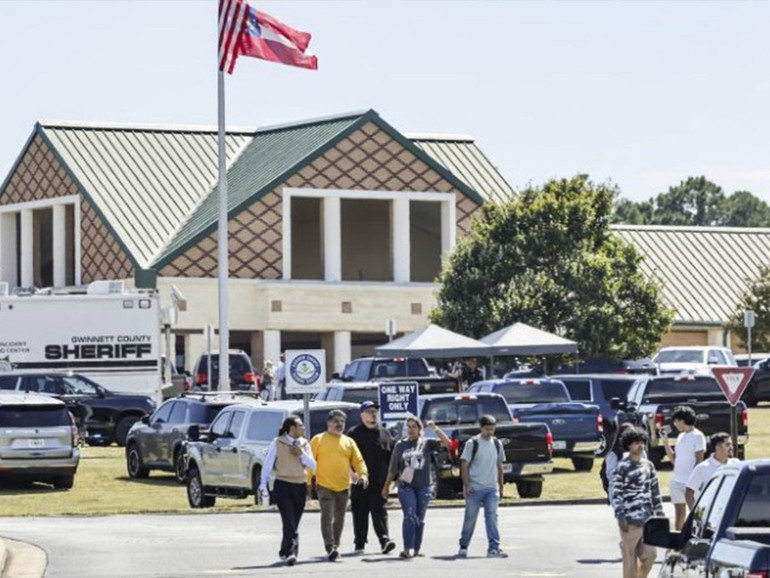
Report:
263,329,282,367
333,331,352,374
52,204,67,287
20,209,33,287
441,199,456,262
392,198,410,283
0,212,18,286
323,196,341,282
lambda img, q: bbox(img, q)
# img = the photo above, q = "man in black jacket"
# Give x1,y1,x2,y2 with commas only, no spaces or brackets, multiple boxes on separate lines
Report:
347,401,396,555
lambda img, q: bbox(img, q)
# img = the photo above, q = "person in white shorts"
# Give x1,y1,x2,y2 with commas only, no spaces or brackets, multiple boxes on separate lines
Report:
685,432,740,509
661,406,705,530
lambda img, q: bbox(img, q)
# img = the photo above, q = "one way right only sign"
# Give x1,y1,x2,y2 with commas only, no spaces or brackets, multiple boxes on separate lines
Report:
711,366,754,406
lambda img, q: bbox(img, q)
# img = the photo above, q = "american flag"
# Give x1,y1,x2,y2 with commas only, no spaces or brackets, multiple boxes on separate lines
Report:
218,0,317,74
218,0,249,74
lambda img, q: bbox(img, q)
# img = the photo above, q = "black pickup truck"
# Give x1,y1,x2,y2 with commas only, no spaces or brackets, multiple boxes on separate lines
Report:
616,374,749,467
412,392,554,499
333,357,459,394
644,460,770,578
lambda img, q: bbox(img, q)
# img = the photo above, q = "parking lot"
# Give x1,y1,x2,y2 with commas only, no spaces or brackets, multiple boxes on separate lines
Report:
1,405,767,517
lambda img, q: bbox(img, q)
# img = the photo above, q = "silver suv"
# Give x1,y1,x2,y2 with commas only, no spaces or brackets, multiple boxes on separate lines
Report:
0,392,80,489
184,400,360,508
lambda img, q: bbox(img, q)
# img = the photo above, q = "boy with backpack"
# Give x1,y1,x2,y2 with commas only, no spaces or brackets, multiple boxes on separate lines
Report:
457,415,508,558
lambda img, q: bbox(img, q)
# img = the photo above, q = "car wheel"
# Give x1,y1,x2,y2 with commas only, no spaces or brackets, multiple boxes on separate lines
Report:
115,416,140,447
572,457,595,472
126,443,149,479
516,480,543,499
595,430,611,457
173,449,187,484
187,466,215,508
52,475,74,490
737,445,746,460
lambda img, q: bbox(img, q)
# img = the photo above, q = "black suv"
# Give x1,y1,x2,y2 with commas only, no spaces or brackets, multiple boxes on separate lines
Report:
0,371,155,447
125,393,245,483
191,350,259,392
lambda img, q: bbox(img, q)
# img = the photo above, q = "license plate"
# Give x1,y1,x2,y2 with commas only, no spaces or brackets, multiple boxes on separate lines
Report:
502,463,512,474
553,441,567,450
25,439,45,448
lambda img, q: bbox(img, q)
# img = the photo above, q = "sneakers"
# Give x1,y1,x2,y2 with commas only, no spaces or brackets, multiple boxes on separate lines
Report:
279,555,287,561
328,548,339,562
487,549,508,558
381,540,396,555
353,548,365,556
457,547,468,558
399,550,412,559
286,554,297,566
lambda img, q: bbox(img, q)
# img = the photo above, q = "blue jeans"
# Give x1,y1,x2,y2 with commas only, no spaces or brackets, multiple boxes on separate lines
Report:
459,486,500,551
398,484,432,551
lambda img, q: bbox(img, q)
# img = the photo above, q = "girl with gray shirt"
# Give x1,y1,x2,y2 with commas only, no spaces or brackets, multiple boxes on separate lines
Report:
382,416,450,559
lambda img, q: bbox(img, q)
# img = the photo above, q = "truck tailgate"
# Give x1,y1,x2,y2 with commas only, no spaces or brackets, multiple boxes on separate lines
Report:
451,423,551,463
657,400,748,437
513,403,600,442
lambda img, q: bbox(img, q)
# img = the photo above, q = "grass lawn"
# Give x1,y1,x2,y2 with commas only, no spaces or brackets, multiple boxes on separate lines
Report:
2,406,769,516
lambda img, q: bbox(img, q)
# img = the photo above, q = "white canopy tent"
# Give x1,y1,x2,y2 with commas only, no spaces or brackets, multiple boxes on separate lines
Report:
375,324,490,358
480,322,578,356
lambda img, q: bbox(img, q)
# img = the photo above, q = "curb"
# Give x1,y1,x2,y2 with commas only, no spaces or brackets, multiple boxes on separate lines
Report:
0,539,6,577
0,537,47,578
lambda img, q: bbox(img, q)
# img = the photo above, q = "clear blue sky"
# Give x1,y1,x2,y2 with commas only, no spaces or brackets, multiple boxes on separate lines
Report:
2,1,770,202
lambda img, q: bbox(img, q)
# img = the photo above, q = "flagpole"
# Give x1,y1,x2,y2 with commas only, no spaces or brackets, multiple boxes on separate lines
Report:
216,69,230,392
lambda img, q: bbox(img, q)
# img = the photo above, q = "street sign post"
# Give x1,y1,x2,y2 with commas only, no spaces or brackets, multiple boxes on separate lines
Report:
285,349,327,432
711,366,754,453
745,310,756,366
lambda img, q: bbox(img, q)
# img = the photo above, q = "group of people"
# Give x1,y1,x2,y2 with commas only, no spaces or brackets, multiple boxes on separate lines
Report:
259,401,509,566
606,405,740,578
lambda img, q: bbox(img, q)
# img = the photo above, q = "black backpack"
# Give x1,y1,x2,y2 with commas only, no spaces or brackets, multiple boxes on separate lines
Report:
468,436,503,463
599,458,609,494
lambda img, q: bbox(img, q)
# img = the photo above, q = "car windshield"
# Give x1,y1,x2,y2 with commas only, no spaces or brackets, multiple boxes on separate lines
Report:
497,382,569,404
189,403,229,424
736,473,770,527
643,378,723,399
341,388,378,404
371,359,428,378
198,355,252,380
423,397,512,425
0,406,70,427
655,350,704,364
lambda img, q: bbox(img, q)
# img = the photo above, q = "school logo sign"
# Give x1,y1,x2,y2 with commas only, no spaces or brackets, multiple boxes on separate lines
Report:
285,349,326,394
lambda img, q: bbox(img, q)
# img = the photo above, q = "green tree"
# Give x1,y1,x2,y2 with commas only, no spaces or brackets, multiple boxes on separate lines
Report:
721,191,770,227
650,176,725,226
614,177,770,227
431,175,674,360
726,265,770,352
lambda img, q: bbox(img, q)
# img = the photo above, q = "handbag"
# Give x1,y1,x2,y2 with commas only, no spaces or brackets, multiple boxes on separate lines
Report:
399,438,423,485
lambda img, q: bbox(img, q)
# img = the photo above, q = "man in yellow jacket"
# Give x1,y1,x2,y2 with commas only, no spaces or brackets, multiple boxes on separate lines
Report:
311,409,368,561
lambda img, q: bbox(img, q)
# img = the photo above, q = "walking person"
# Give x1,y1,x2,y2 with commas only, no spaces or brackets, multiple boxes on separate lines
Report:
261,360,276,401
457,415,508,558
660,406,706,530
611,427,664,578
259,416,315,566
346,401,397,555
685,432,739,509
381,415,450,559
311,409,369,561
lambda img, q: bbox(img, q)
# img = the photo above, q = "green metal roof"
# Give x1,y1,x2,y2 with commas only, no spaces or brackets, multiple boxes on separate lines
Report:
408,133,515,204
40,122,252,267
5,110,512,270
613,224,770,325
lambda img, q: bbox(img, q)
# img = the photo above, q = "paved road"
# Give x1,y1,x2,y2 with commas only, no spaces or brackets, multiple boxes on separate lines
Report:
0,503,673,578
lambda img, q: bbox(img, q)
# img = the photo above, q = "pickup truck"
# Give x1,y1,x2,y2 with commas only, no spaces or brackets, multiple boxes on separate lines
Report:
617,374,749,468
405,392,553,499
314,383,379,405
333,357,459,394
467,379,602,471
644,460,770,578
553,374,639,456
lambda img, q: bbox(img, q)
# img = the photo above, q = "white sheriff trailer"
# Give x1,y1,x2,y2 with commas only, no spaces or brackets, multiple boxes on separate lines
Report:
0,280,162,399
